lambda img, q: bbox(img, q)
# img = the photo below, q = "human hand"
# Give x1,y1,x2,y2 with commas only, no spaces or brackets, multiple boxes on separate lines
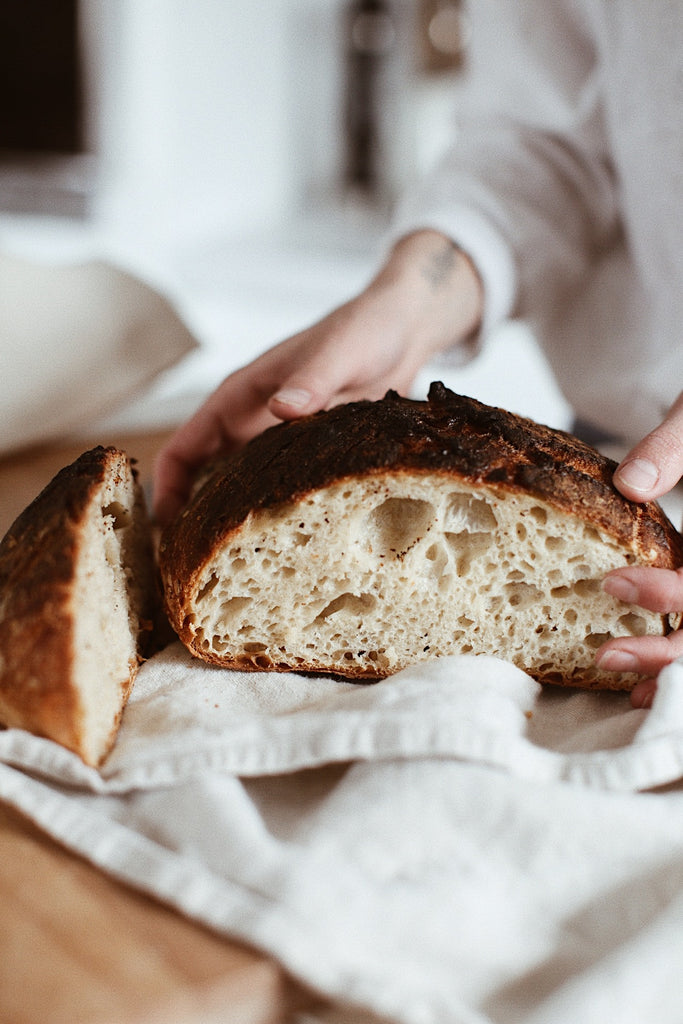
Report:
152,231,482,525
597,393,683,707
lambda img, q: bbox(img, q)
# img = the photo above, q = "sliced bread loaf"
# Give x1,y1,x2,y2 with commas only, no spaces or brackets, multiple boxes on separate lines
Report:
0,446,160,765
160,383,683,691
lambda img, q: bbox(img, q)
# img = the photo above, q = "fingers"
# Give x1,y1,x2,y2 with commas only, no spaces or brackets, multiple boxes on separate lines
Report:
152,370,280,525
602,566,683,613
595,631,683,677
267,351,353,420
152,403,228,526
614,391,683,501
152,311,383,523
266,302,409,421
597,564,683,696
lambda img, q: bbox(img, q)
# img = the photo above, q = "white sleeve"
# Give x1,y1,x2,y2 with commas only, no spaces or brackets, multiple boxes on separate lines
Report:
390,0,619,346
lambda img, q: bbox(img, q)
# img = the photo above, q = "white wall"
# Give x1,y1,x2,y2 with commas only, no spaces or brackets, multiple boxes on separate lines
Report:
79,0,456,258
82,0,308,255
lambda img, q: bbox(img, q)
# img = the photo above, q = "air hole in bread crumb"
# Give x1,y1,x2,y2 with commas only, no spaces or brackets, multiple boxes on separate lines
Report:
574,578,599,597
426,541,450,580
425,542,440,561
102,501,130,529
216,595,252,624
618,612,648,636
507,569,526,583
445,492,498,532
529,505,548,524
366,497,435,556
315,592,377,622
445,531,493,575
196,574,219,602
504,582,543,609
585,631,613,649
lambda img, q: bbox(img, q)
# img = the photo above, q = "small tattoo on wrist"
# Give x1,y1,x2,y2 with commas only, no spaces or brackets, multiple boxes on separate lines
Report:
421,239,461,289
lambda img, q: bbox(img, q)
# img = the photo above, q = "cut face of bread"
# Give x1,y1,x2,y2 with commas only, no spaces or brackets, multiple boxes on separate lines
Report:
0,447,160,765
160,384,683,691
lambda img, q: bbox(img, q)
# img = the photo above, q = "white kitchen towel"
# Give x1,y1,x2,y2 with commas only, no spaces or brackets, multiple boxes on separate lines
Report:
2,646,683,1024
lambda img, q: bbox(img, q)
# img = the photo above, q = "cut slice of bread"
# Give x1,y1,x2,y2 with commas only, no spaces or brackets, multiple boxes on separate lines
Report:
0,446,161,765
160,383,683,691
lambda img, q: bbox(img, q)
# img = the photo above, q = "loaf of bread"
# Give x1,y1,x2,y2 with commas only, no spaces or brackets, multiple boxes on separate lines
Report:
160,384,683,691
0,446,161,765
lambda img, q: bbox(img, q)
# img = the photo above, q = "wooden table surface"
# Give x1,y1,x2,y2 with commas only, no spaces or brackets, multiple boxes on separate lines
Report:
0,431,320,1024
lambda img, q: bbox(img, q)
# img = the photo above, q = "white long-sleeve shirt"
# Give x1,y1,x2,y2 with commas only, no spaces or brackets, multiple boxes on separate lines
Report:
392,0,683,444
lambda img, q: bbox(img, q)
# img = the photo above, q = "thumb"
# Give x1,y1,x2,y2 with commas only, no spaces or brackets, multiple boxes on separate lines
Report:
267,338,361,421
613,393,683,501
268,381,323,419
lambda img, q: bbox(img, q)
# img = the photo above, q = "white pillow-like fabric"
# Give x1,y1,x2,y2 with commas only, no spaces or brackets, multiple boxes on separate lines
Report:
0,252,198,455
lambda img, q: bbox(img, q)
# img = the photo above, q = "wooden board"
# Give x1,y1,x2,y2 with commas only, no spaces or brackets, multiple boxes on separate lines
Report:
0,803,318,1024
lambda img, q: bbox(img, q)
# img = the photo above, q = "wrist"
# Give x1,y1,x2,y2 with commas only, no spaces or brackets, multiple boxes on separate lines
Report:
371,230,484,358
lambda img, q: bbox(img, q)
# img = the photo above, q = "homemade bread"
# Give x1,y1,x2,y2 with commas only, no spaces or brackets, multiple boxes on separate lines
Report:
0,446,160,765
160,384,683,690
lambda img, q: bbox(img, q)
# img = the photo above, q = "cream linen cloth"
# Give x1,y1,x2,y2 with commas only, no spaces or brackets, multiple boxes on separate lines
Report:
0,252,197,453
2,644,683,1024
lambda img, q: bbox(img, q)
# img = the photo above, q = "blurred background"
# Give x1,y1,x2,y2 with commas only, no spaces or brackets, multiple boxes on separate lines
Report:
0,0,571,440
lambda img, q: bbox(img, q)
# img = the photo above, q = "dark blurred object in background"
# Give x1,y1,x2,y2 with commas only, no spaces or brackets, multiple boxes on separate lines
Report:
0,0,93,216
343,0,397,202
417,0,468,75
342,0,467,207
0,0,83,154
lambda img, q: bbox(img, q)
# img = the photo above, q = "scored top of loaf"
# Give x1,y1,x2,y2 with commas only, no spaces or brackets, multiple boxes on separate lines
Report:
161,383,683,581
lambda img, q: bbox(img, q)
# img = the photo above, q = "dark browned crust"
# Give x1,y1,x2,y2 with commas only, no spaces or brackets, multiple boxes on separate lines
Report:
161,384,683,615
0,447,159,762
0,447,112,754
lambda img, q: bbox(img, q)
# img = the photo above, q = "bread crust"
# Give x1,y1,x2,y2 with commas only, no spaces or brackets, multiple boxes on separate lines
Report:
161,384,683,634
0,447,156,761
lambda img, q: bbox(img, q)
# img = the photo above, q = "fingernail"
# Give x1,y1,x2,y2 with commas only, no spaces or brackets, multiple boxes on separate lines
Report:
595,649,639,671
602,575,639,603
616,457,659,494
272,387,312,409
